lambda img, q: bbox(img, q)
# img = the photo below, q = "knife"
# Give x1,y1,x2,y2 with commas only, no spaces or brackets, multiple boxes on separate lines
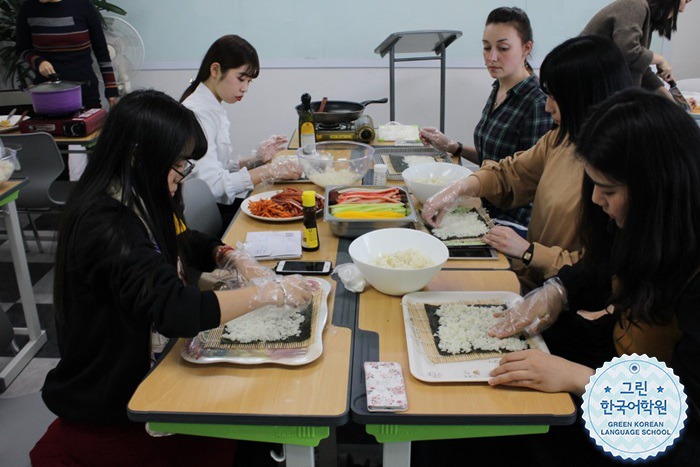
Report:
668,80,692,111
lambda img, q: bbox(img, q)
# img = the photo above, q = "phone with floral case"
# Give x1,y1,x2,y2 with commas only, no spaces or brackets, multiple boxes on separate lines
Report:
364,361,408,412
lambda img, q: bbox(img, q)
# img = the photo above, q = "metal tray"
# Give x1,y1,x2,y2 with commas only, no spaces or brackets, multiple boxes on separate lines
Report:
323,185,418,239
373,147,453,180
181,278,331,366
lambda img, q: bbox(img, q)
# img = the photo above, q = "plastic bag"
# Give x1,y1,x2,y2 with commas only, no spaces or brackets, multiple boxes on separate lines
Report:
332,263,367,293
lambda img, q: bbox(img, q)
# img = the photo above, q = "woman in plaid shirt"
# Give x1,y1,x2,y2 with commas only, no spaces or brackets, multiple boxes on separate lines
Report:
420,7,552,231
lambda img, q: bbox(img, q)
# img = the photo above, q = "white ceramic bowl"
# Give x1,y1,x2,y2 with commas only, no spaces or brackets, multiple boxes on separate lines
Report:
296,141,373,188
349,228,448,296
402,162,472,204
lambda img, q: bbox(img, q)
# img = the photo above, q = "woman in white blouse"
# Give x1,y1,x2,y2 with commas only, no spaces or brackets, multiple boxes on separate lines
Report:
181,35,301,224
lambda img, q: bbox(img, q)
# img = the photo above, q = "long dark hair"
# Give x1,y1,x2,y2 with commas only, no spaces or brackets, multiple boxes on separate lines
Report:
53,90,207,316
180,35,259,102
486,6,535,73
648,0,683,39
539,35,633,146
576,88,700,324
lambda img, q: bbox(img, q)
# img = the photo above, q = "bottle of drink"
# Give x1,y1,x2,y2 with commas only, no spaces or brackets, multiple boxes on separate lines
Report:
301,190,320,252
299,93,316,153
373,163,388,186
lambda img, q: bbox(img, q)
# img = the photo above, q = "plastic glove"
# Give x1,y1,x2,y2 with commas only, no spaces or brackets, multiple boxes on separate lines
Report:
332,263,367,293
421,177,473,228
219,245,275,283
254,135,289,164
488,277,568,338
419,127,456,153
258,157,303,186
249,275,319,310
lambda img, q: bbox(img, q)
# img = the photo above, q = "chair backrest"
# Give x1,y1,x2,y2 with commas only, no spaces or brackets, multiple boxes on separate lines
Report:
0,132,65,209
182,177,222,237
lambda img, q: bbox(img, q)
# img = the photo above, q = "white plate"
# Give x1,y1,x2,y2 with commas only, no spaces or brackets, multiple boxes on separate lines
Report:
401,291,549,382
0,115,27,134
241,190,323,222
181,278,330,366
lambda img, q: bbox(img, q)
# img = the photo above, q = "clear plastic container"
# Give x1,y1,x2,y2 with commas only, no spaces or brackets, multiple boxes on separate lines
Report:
0,142,19,184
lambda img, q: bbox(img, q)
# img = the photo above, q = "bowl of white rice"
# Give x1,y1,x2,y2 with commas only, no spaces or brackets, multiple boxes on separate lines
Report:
349,228,448,296
402,162,472,204
296,141,373,188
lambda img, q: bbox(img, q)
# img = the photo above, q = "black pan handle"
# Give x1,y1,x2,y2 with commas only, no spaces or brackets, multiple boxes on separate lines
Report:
360,98,388,106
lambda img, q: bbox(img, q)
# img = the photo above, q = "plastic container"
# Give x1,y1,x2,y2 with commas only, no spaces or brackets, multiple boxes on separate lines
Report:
0,143,20,184
373,163,387,186
296,141,373,188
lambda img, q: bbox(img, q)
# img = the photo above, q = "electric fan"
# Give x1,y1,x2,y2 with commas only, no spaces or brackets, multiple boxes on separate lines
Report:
103,17,144,96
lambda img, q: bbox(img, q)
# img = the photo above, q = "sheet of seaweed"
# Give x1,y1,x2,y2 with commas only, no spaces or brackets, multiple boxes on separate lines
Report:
220,302,313,345
423,303,529,356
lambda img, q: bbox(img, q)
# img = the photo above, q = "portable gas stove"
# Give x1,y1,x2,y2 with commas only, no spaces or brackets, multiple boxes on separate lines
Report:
19,108,107,137
315,115,375,143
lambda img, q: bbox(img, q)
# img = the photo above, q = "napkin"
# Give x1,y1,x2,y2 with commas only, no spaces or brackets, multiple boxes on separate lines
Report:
243,231,302,260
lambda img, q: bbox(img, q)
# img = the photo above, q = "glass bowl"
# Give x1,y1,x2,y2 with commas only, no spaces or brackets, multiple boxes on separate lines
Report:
296,141,374,188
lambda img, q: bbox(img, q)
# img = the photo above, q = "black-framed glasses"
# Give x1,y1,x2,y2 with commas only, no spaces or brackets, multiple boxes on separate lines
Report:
172,160,195,180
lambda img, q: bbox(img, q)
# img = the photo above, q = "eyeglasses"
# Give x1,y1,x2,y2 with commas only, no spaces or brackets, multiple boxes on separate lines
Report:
172,160,195,180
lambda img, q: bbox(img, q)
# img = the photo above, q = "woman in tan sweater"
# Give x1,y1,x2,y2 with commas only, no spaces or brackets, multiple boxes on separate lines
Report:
422,35,633,293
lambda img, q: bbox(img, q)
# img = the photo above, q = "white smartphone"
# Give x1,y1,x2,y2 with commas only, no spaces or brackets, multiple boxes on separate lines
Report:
275,260,332,275
447,246,498,260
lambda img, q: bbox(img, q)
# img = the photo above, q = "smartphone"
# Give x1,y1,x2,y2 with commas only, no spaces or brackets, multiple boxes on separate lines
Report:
364,361,408,412
275,260,332,275
447,246,498,260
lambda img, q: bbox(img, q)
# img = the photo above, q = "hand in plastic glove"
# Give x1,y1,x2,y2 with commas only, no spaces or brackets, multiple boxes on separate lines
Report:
255,135,289,164
488,277,567,338
483,226,530,259
249,275,319,309
488,349,594,395
219,247,275,283
254,157,303,185
421,177,479,228
419,127,456,153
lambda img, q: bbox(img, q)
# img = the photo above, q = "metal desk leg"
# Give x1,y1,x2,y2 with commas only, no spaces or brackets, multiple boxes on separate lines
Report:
0,200,47,391
383,441,411,467
284,444,315,467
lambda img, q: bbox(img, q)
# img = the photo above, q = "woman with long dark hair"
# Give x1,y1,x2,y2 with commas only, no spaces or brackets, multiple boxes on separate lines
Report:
420,7,552,232
582,0,692,95
422,35,633,293
181,35,301,227
30,89,316,465
489,88,700,466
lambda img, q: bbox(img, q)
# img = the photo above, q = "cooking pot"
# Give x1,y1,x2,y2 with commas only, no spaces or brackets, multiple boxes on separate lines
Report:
295,98,388,124
26,74,83,116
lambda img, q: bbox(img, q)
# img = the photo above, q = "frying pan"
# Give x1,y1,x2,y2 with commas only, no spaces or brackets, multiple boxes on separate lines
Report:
295,98,388,124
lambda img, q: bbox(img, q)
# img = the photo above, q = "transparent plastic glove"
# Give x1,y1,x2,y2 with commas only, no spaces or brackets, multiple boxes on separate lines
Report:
254,135,289,164
249,275,319,310
257,157,303,189
419,127,456,153
488,277,568,338
332,263,367,293
421,177,472,228
219,243,275,283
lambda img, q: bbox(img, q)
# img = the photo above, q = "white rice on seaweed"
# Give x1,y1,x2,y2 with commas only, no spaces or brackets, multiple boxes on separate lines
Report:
222,305,305,343
435,303,528,354
432,208,489,240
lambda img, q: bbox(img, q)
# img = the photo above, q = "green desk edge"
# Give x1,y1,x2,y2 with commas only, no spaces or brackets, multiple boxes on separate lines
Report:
0,190,19,207
366,424,548,443
147,423,329,447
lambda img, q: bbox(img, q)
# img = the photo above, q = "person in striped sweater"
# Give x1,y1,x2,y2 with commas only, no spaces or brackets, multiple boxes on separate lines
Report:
16,0,118,109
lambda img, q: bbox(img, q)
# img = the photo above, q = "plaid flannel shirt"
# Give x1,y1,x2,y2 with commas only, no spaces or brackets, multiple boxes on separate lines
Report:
474,75,552,228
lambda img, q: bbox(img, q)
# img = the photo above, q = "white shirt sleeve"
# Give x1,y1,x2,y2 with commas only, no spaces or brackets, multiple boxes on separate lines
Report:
185,97,254,205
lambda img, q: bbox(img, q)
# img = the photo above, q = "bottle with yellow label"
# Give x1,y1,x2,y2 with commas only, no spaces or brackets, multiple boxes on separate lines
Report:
299,93,316,153
301,190,320,252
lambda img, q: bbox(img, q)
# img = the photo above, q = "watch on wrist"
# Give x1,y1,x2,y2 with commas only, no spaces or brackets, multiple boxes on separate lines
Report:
521,243,535,266
453,142,463,157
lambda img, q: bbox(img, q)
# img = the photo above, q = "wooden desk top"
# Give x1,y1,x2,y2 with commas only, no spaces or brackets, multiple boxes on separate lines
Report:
2,128,100,144
355,269,575,422
128,181,352,426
